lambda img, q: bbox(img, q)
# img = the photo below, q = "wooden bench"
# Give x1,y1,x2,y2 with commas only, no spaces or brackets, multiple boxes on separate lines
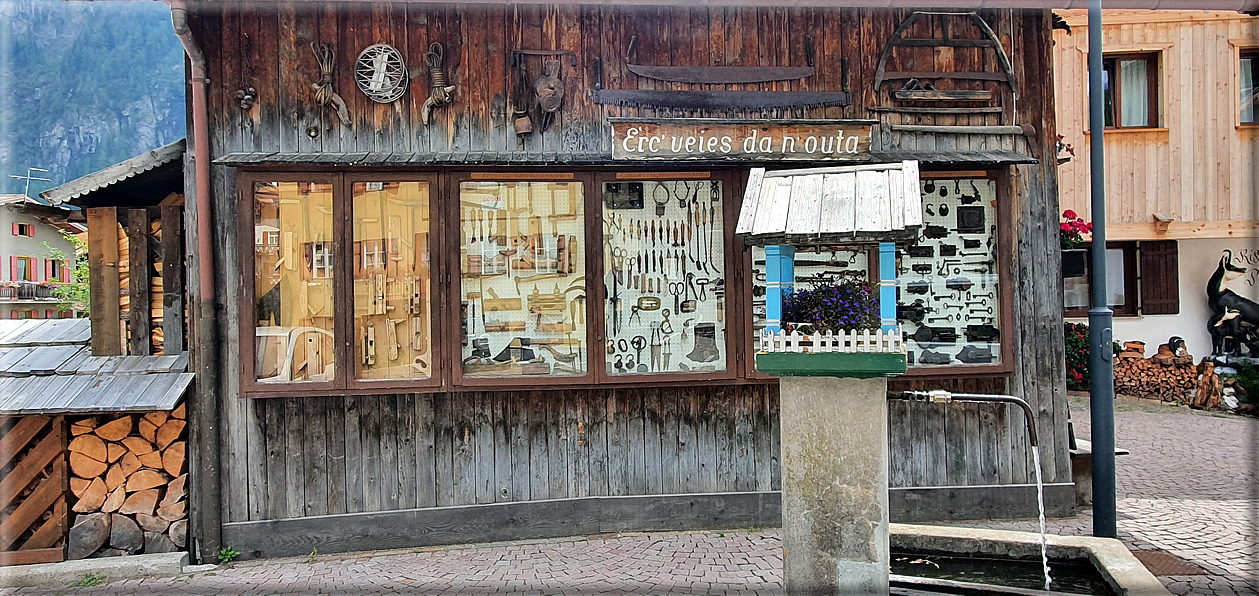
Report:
1069,438,1131,506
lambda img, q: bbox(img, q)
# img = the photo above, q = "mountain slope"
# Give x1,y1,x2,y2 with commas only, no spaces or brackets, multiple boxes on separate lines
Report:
0,0,186,196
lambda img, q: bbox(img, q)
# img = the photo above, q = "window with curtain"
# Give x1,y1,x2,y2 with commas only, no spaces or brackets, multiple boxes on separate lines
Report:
1243,50,1258,124
1102,53,1159,129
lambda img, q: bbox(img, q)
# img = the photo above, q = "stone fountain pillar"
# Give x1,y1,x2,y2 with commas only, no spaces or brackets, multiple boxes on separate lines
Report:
779,375,889,594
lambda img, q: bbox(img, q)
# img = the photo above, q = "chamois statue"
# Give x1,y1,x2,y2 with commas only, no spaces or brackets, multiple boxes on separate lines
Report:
1206,250,1258,357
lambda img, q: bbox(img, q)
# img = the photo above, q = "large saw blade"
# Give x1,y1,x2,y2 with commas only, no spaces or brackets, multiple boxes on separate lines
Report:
625,64,815,84
591,90,852,110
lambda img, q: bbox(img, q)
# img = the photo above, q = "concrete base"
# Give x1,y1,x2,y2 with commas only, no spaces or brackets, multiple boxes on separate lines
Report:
0,552,189,588
780,376,889,595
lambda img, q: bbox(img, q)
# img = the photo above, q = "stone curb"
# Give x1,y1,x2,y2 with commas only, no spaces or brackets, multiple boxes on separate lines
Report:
891,523,1171,596
0,552,189,588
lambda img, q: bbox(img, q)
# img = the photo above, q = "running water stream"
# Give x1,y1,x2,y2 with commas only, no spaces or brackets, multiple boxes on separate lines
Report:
1031,446,1053,592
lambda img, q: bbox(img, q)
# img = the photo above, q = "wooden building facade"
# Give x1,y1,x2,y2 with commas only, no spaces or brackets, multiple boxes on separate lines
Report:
1053,10,1259,356
176,1,1073,561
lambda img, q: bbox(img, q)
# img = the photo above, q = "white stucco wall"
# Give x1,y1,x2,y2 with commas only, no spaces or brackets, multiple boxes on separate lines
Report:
1069,238,1259,357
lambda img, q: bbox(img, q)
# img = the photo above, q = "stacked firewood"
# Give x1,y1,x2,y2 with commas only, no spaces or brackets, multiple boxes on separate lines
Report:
1113,341,1198,401
65,405,187,559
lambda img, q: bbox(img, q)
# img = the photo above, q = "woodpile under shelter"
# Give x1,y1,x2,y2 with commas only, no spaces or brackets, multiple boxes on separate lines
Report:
60,0,1259,565
0,318,192,565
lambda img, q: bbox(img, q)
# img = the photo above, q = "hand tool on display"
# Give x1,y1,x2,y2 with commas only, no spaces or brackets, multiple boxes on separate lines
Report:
669,281,684,313
694,278,710,301
936,258,961,276
924,204,935,216
591,89,851,110
945,277,974,292
364,323,377,365
897,300,930,324
386,318,403,361
969,306,995,315
965,324,1000,342
923,225,949,239
649,324,663,371
906,281,931,295
907,245,934,258
660,308,674,334
623,35,815,83
631,335,647,364
533,59,564,132
927,314,955,323
610,277,622,335
940,245,957,257
911,264,932,275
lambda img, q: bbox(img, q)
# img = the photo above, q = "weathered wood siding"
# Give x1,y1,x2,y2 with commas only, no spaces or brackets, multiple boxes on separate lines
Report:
185,3,1070,537
1054,10,1259,239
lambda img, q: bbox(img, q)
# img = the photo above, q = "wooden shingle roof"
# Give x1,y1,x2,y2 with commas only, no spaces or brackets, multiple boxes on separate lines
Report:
0,319,191,416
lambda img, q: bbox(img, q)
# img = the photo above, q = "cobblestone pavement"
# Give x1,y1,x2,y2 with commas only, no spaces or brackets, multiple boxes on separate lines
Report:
5,398,1253,595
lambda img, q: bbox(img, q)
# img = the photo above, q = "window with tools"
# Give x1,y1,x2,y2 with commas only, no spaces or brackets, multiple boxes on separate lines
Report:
458,181,588,380
602,179,727,376
1103,53,1159,129
241,170,743,395
746,175,1007,371
246,176,441,392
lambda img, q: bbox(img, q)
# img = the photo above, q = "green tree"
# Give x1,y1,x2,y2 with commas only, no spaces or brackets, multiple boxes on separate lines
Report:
44,231,89,314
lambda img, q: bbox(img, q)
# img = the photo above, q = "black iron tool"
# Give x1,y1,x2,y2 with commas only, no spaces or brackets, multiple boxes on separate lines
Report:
907,245,934,258
898,300,930,324
945,277,974,292
625,35,816,83
592,89,852,110
906,281,931,295
965,324,1000,342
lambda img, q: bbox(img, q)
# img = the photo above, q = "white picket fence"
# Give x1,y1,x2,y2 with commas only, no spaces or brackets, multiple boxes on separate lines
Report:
757,326,905,354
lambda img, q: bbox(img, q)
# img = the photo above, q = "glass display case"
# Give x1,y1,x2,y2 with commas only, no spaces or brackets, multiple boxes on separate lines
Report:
252,181,337,383
352,181,434,381
896,177,1001,366
602,180,726,375
459,181,587,378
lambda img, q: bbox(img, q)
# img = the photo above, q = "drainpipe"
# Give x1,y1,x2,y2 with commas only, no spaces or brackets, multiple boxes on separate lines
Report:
170,0,222,564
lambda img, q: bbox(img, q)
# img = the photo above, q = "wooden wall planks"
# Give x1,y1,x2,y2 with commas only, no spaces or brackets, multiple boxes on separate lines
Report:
222,385,785,523
191,5,1055,157
1053,12,1259,232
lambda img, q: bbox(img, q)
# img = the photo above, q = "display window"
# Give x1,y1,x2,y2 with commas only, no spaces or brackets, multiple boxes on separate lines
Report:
352,180,434,381
251,179,338,385
897,176,1005,369
746,172,1011,375
457,180,588,379
601,180,728,376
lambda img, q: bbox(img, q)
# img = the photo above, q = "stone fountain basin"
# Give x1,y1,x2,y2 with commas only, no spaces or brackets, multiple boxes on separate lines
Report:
891,524,1170,596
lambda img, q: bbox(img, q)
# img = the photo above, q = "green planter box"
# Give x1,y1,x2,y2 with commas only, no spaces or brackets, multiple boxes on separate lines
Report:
755,351,907,378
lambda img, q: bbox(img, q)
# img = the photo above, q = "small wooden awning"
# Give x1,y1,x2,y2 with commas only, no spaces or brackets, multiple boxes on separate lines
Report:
0,319,191,416
735,161,923,246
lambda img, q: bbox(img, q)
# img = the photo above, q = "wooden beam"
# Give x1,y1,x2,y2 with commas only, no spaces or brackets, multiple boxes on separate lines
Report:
86,208,121,356
222,492,781,560
1104,220,1259,240
160,206,185,354
127,209,152,356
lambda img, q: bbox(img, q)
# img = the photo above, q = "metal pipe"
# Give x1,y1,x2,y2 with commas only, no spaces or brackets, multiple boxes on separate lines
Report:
1086,0,1118,539
169,0,222,563
888,390,1037,448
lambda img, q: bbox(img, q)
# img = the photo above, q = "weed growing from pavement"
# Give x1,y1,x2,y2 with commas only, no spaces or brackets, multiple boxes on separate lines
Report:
304,548,318,563
73,572,105,587
218,546,241,564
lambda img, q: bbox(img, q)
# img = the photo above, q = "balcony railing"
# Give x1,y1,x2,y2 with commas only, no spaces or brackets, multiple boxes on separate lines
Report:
0,282,60,301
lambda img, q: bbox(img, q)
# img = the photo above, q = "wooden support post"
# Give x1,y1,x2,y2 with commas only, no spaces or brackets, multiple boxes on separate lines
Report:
86,208,122,356
127,209,152,356
160,206,186,354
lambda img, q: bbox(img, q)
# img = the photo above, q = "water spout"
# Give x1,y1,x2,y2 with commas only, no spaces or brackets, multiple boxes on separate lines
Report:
888,390,1052,591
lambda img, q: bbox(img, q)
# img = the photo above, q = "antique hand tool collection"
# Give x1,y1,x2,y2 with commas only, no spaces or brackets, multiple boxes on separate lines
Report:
897,178,1000,366
604,180,726,374
459,182,587,377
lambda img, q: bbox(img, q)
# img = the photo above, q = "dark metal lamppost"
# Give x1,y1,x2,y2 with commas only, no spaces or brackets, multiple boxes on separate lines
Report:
1086,0,1118,539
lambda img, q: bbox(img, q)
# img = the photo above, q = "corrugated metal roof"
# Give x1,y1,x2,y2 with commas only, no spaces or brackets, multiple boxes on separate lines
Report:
736,161,924,246
0,319,191,416
214,151,611,166
39,139,185,206
213,149,1038,167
